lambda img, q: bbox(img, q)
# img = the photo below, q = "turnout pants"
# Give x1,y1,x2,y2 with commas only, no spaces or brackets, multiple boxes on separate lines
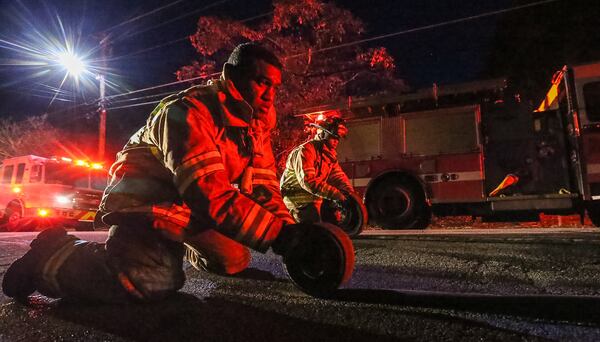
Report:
38,223,250,303
284,197,323,224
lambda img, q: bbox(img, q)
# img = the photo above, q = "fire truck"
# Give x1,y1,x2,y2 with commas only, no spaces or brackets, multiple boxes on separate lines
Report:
300,62,600,229
0,155,107,231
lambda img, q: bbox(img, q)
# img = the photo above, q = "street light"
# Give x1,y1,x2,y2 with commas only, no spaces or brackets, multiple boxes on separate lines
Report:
55,50,107,160
57,51,86,79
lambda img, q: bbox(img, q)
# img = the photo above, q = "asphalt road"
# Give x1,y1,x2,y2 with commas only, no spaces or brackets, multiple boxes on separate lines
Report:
1,228,600,341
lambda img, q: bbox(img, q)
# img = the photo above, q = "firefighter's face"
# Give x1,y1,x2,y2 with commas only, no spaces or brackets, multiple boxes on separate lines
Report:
325,136,340,150
237,60,282,118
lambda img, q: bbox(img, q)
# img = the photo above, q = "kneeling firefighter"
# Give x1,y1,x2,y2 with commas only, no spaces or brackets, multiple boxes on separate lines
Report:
280,116,354,220
2,43,353,302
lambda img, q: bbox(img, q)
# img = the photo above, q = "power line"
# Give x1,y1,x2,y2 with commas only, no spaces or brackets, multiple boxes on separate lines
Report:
286,0,560,59
102,0,188,34
87,10,274,105
105,0,558,107
106,11,273,62
115,0,233,43
107,90,176,105
104,74,214,101
106,37,189,62
107,100,161,110
75,0,560,113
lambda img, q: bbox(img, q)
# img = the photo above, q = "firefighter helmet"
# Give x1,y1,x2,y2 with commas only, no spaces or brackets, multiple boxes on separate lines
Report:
311,115,348,139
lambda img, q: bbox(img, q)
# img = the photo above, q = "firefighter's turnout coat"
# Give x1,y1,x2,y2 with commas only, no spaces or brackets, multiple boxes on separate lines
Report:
19,77,295,304
280,139,353,212
99,78,293,252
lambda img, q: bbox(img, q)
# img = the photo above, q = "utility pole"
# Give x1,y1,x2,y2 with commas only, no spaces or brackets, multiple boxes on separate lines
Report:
97,33,110,161
97,74,106,161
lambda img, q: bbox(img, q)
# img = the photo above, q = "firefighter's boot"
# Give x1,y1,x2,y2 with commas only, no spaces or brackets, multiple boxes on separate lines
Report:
2,227,78,302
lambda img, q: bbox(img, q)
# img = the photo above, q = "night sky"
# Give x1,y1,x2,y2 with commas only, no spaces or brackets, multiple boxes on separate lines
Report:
0,0,512,117
1,0,596,154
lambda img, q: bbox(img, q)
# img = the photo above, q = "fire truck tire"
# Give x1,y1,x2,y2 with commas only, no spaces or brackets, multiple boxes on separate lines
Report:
0,211,5,231
367,179,430,229
588,202,600,227
1,203,23,232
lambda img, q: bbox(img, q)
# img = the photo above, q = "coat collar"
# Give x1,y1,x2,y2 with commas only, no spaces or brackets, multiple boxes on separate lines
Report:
313,139,338,162
211,77,254,128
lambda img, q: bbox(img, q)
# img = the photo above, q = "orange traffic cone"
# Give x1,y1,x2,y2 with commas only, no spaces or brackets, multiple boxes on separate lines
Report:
489,174,519,196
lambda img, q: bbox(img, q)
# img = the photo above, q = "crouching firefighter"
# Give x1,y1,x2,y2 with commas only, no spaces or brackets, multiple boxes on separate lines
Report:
2,43,312,303
280,116,356,223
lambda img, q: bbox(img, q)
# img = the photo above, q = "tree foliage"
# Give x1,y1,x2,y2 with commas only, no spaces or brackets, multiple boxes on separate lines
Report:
177,0,407,168
0,115,61,160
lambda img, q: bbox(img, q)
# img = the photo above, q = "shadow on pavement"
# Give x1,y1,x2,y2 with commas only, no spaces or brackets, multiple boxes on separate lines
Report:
228,267,282,282
334,288,600,325
43,292,396,342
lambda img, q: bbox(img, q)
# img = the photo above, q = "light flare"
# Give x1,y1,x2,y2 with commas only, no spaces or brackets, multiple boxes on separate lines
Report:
0,4,108,106
57,51,86,78
55,195,71,204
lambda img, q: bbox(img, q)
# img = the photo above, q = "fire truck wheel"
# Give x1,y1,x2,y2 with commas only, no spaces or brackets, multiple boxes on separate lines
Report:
367,179,430,229
588,202,600,227
0,211,6,231
1,203,23,232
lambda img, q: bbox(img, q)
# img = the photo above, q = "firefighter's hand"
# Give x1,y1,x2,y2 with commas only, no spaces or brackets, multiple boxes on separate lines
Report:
331,190,347,203
271,223,306,256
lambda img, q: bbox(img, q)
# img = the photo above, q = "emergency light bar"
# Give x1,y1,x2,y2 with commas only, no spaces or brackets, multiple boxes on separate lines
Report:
50,156,104,170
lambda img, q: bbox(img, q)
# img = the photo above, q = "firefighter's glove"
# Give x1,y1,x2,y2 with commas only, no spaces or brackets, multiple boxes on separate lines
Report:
331,190,347,203
271,223,306,257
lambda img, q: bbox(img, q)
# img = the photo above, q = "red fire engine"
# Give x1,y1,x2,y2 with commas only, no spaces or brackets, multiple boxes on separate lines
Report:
300,62,600,229
0,155,107,231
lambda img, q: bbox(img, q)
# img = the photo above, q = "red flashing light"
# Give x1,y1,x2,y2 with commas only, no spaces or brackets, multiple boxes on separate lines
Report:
51,156,105,169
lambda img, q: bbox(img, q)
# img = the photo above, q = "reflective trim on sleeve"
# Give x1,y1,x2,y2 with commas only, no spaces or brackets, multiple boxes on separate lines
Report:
252,167,279,187
152,205,191,228
329,168,346,178
283,191,317,204
41,241,79,296
176,163,225,194
180,151,222,170
247,209,274,246
323,185,342,200
253,168,277,177
235,203,274,247
256,218,283,252
235,204,261,241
